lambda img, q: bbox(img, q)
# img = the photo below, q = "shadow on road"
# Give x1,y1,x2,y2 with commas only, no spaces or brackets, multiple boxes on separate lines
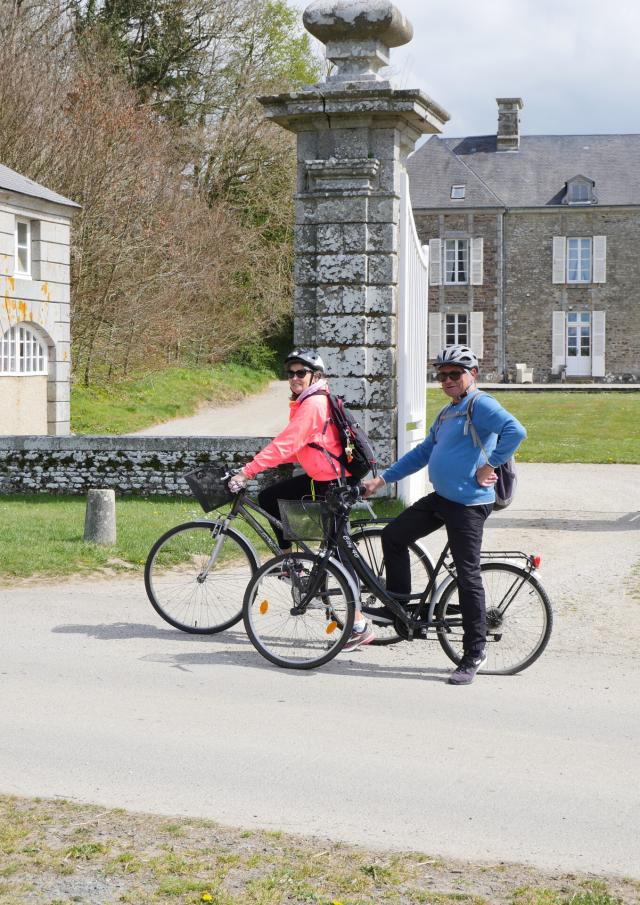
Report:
52,621,451,682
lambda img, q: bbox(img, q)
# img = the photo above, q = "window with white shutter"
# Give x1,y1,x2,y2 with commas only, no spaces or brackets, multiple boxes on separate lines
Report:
470,237,483,285
469,311,484,358
593,236,607,283
591,310,606,376
428,312,442,359
429,239,442,286
552,237,566,284
552,311,566,372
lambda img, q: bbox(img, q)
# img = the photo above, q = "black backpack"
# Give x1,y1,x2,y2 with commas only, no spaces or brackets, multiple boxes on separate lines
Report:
307,391,377,480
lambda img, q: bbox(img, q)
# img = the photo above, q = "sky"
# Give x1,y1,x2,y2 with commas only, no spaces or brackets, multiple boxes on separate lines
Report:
309,0,640,139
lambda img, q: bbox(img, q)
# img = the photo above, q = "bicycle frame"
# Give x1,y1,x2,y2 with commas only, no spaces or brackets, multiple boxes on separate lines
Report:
296,486,540,640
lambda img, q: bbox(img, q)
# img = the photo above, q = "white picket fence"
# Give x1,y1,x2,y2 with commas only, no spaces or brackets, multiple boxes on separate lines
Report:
397,170,429,505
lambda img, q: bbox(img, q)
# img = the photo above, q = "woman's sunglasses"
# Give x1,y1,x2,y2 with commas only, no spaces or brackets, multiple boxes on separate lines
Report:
436,370,465,382
286,368,312,379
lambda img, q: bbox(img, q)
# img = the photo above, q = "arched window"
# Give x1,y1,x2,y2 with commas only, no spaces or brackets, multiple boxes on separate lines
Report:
0,325,47,375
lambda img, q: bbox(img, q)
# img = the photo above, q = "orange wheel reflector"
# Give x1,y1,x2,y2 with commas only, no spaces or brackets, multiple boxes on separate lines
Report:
259,600,269,615
325,621,338,634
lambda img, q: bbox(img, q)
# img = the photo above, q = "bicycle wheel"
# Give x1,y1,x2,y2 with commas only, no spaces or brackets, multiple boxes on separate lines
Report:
243,553,356,669
351,525,434,645
436,562,553,675
145,520,258,634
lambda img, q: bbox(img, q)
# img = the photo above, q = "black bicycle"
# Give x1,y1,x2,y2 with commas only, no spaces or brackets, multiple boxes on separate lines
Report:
144,470,434,636
242,483,553,672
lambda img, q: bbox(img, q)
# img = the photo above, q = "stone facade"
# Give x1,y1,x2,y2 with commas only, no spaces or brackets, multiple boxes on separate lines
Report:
261,1,448,468
0,436,291,497
0,165,79,434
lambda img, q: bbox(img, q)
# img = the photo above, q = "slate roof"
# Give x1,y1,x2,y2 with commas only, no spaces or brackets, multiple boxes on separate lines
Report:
407,134,640,209
0,163,80,210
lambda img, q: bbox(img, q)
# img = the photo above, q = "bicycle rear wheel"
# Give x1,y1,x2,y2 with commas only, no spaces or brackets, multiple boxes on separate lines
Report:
436,562,553,675
351,525,434,645
243,553,356,669
145,520,257,633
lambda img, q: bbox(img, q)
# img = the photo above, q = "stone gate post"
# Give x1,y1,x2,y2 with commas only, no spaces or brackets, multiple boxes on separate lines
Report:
259,1,448,468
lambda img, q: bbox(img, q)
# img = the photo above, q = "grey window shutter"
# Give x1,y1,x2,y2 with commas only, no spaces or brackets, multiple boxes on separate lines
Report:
469,311,484,358
428,312,442,359
552,237,566,284
470,237,484,285
592,310,606,376
593,236,607,283
552,311,565,372
429,238,442,286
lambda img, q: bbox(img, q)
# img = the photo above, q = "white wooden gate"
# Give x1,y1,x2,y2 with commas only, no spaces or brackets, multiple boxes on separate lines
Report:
397,171,429,505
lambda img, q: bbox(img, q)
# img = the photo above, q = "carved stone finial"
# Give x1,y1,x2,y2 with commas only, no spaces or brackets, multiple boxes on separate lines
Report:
303,1,413,87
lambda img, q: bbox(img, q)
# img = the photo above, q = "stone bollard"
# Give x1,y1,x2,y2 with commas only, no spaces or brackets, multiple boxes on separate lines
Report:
83,489,116,545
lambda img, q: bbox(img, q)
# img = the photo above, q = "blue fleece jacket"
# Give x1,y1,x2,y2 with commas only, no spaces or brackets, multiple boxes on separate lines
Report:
383,390,527,506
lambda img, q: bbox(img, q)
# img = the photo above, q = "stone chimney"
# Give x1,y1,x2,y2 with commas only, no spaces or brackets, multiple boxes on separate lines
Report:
496,97,523,151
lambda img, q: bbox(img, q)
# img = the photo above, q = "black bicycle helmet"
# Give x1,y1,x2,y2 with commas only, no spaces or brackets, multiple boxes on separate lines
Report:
434,344,479,371
284,348,325,373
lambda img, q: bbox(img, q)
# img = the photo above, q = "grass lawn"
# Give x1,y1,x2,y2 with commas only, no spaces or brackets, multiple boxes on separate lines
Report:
427,389,640,463
0,494,404,581
71,363,278,435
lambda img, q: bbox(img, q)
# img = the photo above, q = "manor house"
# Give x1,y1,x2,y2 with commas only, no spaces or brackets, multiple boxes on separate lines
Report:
408,98,640,382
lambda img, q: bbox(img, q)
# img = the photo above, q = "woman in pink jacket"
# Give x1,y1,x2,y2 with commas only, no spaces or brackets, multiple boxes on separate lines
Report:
229,348,374,650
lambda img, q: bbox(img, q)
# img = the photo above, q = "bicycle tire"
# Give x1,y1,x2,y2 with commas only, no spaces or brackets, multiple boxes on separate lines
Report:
243,553,356,669
435,562,553,675
144,520,258,634
350,525,435,646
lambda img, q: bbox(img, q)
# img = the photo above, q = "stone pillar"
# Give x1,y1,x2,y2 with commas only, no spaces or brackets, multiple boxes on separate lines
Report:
259,1,448,467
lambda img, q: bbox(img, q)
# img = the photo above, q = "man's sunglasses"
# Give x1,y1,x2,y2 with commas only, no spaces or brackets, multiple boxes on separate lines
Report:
436,370,466,382
285,368,312,379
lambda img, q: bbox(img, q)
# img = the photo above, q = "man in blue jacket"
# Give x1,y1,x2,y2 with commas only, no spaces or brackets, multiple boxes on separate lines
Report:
363,345,526,685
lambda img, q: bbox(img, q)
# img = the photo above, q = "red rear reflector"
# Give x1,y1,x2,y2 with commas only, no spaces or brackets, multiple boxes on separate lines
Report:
532,556,541,569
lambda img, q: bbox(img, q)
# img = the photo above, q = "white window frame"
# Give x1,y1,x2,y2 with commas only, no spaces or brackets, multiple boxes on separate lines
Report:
0,325,47,375
443,238,469,284
450,185,466,200
566,237,592,284
15,218,31,277
444,312,468,345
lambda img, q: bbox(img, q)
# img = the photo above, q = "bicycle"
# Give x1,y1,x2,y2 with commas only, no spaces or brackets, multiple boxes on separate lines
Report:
144,468,434,636
242,482,553,672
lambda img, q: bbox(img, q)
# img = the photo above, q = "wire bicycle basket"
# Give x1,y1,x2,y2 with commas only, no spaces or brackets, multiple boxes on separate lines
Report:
184,466,235,512
278,498,332,543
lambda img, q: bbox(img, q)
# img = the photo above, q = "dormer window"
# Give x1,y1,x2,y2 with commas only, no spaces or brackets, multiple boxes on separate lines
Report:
450,185,466,200
565,176,596,205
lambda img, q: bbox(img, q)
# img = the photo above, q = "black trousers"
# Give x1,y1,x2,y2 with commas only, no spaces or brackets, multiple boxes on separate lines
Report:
258,474,337,550
381,492,493,656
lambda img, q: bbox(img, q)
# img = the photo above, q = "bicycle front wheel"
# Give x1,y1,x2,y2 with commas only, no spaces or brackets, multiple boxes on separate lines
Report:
436,563,553,675
351,525,434,645
145,520,258,634
243,553,356,669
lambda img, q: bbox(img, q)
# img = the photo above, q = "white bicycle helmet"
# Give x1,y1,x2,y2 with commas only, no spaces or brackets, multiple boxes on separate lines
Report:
284,348,325,373
434,344,479,371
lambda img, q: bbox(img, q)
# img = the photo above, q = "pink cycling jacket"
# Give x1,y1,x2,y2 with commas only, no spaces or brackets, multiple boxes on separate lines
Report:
241,381,349,481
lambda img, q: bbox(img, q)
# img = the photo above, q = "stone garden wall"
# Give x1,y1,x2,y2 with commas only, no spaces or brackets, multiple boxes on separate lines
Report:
0,436,291,496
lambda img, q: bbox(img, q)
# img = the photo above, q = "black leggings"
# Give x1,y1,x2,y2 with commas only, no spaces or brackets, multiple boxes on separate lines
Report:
381,492,493,656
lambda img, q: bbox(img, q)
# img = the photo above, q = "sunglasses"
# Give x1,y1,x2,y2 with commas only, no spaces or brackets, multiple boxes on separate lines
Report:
285,368,312,379
436,370,466,382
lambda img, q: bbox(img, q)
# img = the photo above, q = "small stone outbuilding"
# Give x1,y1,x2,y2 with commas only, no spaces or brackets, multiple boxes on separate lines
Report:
0,164,79,435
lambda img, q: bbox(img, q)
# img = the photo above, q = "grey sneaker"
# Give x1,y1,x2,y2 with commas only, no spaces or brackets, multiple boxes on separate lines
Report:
342,620,375,652
448,650,487,685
